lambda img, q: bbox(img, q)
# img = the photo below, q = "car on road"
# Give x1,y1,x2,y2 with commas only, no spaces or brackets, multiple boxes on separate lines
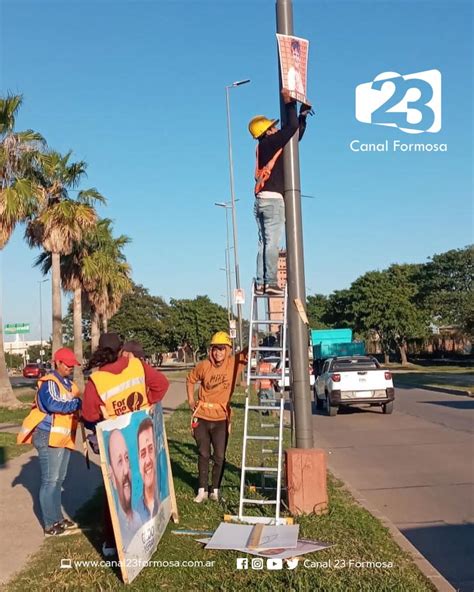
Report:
274,358,315,391
314,355,394,416
22,363,46,379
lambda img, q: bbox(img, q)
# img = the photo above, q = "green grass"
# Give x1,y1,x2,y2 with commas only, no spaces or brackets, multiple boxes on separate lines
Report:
4,390,435,592
387,363,471,373
393,369,473,393
0,432,33,464
0,388,35,424
162,370,189,380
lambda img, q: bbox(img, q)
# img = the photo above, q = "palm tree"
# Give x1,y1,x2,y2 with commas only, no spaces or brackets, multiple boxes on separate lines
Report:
81,220,132,351
26,151,105,353
34,217,127,387
0,94,45,407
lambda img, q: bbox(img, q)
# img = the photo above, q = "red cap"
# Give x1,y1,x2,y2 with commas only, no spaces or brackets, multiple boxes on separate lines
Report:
53,347,80,367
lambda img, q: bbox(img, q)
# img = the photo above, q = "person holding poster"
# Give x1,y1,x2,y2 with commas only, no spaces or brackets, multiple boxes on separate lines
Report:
186,331,247,503
82,333,169,555
248,91,312,296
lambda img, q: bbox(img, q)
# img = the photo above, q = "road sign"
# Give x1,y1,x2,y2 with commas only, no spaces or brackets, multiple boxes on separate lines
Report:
4,323,30,334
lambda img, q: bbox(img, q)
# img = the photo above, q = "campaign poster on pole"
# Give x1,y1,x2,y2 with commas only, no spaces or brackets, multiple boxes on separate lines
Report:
96,403,178,583
234,288,245,305
276,34,310,105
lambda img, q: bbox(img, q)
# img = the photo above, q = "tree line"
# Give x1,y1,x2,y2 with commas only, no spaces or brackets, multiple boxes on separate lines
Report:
306,246,473,364
62,285,231,365
0,95,132,406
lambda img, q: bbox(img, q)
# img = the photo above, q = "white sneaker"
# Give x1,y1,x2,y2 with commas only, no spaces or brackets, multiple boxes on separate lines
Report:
194,488,209,503
209,489,219,501
102,542,117,557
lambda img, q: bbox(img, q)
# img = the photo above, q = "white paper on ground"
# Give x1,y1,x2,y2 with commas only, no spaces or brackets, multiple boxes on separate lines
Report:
196,537,332,559
204,523,299,550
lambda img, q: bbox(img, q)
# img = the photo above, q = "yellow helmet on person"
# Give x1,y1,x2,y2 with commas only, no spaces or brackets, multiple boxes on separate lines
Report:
248,115,279,139
210,331,232,347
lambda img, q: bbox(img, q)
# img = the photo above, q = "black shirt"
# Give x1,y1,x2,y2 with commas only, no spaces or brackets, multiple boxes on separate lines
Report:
256,103,307,195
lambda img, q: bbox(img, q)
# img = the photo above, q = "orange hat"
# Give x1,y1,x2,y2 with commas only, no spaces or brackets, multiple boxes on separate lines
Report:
53,347,80,366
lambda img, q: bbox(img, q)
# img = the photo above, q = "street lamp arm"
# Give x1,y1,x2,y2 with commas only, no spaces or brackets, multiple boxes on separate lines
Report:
231,79,251,87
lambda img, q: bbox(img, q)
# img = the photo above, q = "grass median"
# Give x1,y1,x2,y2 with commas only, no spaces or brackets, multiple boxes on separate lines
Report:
4,388,435,592
390,364,473,394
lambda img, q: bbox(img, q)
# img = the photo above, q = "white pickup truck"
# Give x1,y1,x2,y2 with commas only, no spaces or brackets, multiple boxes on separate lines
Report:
314,356,395,416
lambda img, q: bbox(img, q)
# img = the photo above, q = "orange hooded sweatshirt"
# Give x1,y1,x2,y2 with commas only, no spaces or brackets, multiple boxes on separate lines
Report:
186,347,248,421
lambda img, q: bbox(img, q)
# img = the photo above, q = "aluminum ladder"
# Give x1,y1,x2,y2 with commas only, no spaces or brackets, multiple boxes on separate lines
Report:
229,282,292,525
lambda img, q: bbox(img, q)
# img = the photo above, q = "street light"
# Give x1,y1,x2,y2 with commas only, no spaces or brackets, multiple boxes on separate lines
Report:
219,263,231,321
225,78,250,350
214,199,236,312
38,278,49,363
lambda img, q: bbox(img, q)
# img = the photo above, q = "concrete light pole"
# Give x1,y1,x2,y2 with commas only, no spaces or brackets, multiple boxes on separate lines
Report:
215,201,236,349
215,200,235,309
225,79,250,350
276,0,314,448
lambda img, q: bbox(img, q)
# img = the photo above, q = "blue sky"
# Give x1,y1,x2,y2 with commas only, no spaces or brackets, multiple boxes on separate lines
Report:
1,0,472,342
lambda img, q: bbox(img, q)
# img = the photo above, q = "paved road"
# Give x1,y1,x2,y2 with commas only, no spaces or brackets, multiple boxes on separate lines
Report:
312,384,474,592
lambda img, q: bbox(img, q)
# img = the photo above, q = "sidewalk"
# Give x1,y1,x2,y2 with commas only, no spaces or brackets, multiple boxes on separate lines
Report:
0,378,187,586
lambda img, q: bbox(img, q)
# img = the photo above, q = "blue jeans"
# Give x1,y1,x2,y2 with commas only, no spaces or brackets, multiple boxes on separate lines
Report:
258,388,276,405
254,197,285,286
33,429,70,529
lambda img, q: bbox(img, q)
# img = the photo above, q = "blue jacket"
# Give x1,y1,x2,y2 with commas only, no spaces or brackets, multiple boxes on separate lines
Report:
36,371,81,432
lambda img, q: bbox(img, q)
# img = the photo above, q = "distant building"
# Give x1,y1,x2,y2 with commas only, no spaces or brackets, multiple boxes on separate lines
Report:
268,249,287,333
3,335,45,359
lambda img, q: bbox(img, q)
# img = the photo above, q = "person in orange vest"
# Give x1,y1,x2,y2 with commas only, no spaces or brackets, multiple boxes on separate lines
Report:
17,347,82,537
248,90,312,296
186,331,248,503
82,332,169,556
256,358,277,415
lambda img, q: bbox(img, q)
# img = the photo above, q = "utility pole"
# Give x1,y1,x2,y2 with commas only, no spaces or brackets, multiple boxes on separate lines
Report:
276,0,314,448
225,79,250,350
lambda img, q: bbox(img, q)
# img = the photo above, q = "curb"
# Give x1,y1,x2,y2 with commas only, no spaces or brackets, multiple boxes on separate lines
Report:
328,466,455,592
394,380,473,398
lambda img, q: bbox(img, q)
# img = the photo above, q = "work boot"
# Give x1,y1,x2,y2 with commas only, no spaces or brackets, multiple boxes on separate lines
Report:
194,488,208,503
265,285,284,296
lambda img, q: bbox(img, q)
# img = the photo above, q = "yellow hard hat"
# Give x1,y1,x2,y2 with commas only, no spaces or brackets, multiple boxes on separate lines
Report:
248,115,279,139
210,331,232,347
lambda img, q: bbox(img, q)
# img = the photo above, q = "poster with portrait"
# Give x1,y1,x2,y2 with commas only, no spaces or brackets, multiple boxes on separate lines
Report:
276,33,310,105
96,403,178,583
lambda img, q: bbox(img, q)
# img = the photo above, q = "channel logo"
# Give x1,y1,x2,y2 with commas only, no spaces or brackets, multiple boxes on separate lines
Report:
355,69,441,134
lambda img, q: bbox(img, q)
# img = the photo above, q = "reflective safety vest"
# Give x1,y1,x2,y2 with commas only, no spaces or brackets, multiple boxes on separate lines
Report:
17,374,79,450
257,361,274,390
91,357,148,419
254,145,283,195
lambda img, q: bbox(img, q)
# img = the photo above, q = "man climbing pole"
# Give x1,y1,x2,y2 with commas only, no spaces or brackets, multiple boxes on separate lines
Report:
248,89,312,296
